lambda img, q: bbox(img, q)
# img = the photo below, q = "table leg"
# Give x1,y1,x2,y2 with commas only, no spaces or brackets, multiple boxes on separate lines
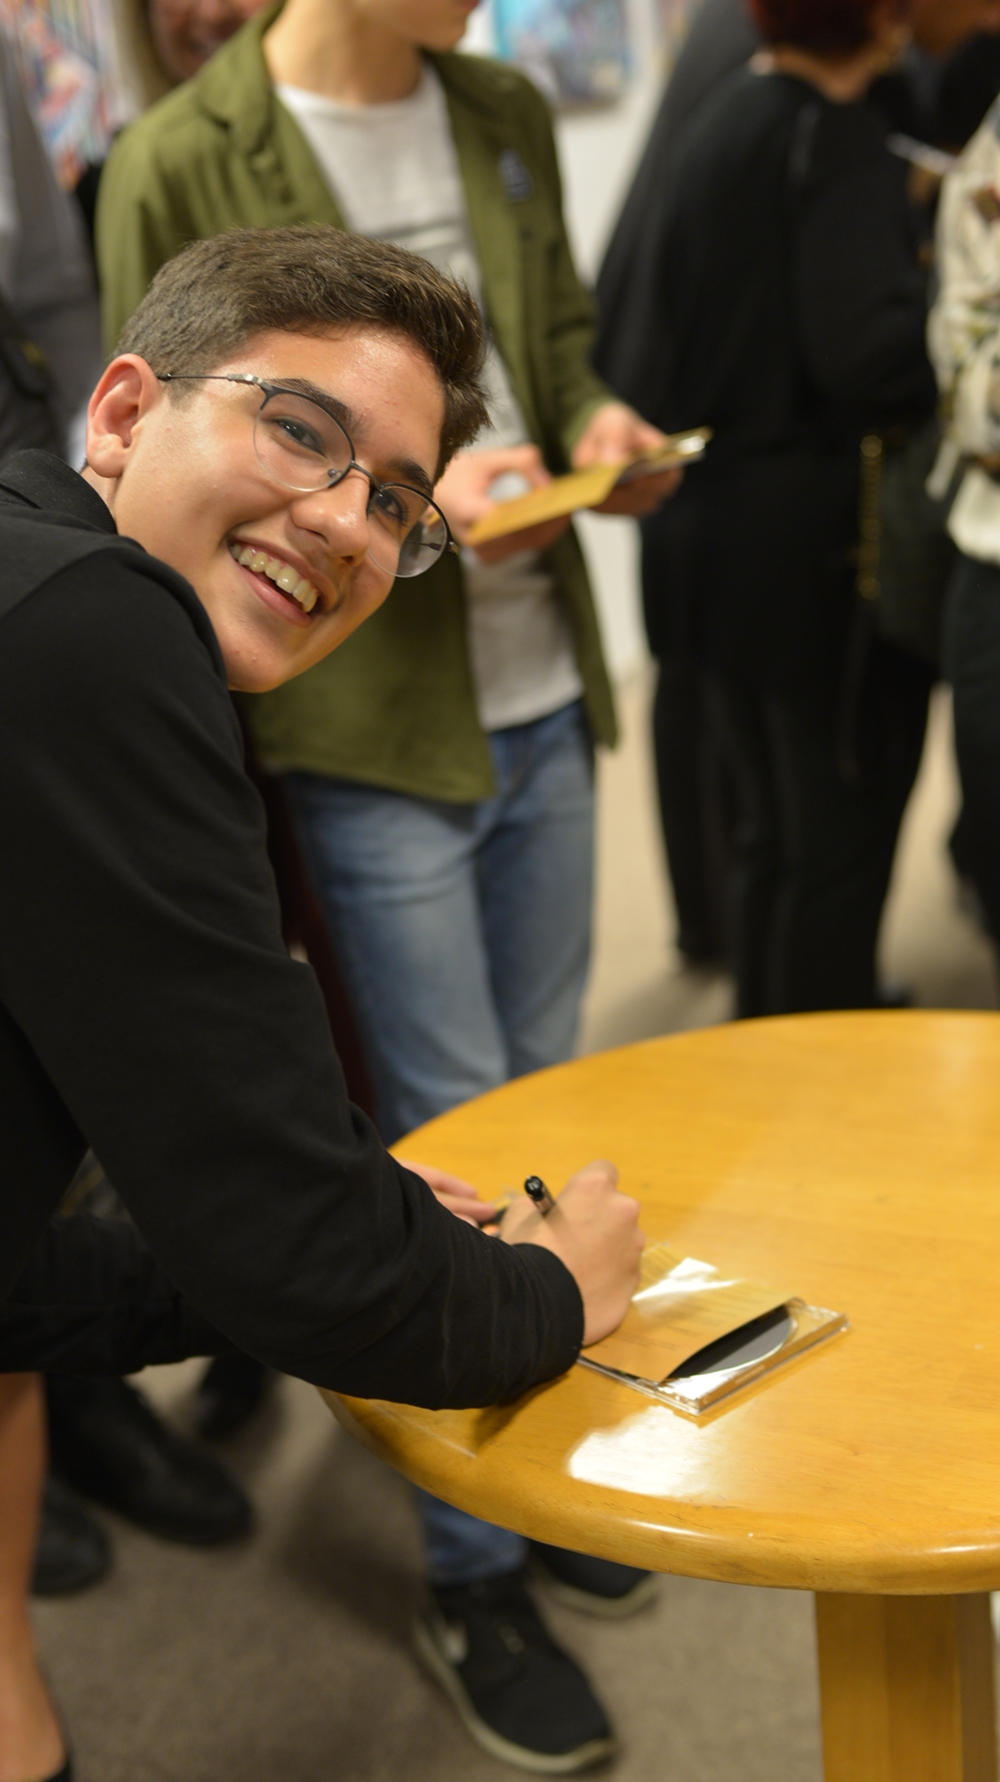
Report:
815,1592,996,1782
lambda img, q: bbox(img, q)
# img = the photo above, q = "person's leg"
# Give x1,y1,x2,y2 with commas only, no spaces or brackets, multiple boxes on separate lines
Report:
945,555,1000,943
416,1491,526,1586
0,1373,65,1782
761,641,930,1014
283,774,530,1586
652,657,729,963
283,773,508,1145
703,678,781,1018
477,702,594,1080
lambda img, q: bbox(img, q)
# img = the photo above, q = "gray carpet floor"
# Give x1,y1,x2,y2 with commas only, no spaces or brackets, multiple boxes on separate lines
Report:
37,1370,823,1782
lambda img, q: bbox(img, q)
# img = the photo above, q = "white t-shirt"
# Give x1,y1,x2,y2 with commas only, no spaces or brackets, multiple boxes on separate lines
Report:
276,66,584,732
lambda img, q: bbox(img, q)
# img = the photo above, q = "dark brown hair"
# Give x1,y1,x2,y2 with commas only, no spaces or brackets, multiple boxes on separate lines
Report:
746,0,908,52
115,225,489,469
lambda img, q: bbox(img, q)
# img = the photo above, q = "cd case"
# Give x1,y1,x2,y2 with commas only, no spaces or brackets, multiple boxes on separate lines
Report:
465,429,712,545
578,1242,847,1418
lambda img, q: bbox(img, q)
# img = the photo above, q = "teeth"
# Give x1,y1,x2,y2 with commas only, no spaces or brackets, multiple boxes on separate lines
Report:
230,539,318,613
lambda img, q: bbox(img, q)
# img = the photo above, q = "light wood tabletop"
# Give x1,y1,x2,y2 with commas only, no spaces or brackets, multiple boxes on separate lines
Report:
326,1012,1000,1780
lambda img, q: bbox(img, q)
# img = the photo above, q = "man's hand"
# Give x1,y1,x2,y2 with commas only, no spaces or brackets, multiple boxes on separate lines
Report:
399,1158,499,1228
501,1160,643,1346
434,444,573,564
572,401,682,518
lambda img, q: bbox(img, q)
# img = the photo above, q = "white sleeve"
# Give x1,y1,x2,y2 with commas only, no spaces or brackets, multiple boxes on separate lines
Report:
929,103,1000,458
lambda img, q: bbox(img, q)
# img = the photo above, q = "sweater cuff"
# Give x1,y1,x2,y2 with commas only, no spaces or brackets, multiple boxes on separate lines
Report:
509,1241,584,1397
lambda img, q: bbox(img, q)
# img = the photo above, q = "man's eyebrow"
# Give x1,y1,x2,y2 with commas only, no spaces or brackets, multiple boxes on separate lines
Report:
385,458,434,497
276,378,435,496
276,376,358,434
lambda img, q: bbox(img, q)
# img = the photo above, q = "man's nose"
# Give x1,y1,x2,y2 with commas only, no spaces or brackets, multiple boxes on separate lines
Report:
292,471,372,561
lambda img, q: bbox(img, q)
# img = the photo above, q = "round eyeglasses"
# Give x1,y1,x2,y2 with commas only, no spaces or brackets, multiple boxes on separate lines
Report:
158,372,453,579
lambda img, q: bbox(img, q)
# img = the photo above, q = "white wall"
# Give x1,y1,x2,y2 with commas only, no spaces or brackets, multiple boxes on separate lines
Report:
464,0,670,681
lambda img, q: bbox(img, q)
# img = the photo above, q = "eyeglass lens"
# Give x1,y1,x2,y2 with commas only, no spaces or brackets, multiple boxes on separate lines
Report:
253,389,447,579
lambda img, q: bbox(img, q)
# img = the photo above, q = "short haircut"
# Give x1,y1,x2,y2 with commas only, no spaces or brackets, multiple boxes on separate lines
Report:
746,0,908,52
115,225,489,470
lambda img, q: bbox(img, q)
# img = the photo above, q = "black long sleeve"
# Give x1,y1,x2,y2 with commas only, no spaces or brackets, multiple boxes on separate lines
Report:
0,529,583,1406
792,100,936,426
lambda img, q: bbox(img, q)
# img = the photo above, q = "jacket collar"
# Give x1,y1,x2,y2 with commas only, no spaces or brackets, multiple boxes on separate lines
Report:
192,11,535,430
0,452,116,533
195,3,282,152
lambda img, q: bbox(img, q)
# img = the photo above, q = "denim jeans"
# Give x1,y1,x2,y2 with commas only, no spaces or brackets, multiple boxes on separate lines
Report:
284,699,594,1584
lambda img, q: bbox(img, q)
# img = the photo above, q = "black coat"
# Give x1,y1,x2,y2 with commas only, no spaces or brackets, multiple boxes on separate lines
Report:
0,452,583,1402
596,70,936,684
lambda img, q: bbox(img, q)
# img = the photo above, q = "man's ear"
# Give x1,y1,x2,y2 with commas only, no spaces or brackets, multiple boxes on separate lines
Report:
85,355,165,480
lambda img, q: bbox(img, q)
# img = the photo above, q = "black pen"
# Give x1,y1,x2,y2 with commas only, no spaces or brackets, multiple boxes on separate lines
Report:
524,1175,557,1217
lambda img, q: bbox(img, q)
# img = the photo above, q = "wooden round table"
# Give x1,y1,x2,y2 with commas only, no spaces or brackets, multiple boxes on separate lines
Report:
326,1012,1000,1781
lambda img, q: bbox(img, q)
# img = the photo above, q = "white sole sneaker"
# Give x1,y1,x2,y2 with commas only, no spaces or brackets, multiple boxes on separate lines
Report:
412,1610,616,1775
531,1558,659,1620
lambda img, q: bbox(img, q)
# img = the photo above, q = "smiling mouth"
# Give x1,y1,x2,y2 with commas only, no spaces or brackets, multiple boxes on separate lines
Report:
229,541,319,614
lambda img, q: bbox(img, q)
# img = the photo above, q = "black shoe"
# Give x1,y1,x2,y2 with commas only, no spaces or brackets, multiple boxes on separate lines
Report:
191,1354,271,1440
31,1475,112,1597
45,1375,252,1546
529,1542,656,1619
413,1570,615,1773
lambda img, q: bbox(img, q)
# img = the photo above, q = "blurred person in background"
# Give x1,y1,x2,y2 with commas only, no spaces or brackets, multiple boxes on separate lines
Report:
0,0,264,235
930,98,1000,948
597,0,938,1017
597,0,1000,971
94,0,680,1766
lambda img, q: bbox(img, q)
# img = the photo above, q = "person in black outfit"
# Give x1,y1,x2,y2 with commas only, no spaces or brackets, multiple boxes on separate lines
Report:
596,0,1000,968
598,0,938,1016
0,224,642,1782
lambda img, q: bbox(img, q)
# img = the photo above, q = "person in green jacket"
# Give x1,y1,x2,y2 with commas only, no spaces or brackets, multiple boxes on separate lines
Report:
97,2,679,1768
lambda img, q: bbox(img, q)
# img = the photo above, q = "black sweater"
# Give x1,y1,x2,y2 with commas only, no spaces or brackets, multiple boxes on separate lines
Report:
597,70,937,683
0,451,583,1404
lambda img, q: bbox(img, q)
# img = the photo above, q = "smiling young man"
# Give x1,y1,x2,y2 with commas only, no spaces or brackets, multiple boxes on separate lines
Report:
0,225,643,1782
95,3,681,1759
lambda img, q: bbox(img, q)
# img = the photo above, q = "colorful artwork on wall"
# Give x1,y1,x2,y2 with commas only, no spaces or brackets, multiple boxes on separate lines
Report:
491,0,630,109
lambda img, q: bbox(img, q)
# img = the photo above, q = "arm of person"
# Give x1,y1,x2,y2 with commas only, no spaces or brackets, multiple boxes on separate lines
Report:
570,401,684,517
433,442,574,563
793,104,938,423
0,553,602,1408
928,126,1000,457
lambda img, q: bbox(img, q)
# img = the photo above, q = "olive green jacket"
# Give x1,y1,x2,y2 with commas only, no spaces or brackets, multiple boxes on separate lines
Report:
96,8,617,798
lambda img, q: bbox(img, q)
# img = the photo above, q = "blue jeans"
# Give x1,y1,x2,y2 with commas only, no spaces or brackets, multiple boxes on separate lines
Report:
284,699,594,1584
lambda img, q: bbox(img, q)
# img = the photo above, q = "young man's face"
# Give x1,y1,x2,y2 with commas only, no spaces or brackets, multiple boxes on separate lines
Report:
84,326,445,692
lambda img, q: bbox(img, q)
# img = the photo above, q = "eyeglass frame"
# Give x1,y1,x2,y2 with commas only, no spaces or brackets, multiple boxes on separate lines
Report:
156,371,457,575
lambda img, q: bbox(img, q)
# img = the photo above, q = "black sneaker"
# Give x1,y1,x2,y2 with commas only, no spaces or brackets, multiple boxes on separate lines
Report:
46,1375,252,1546
413,1569,615,1774
529,1542,657,1619
31,1475,113,1597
